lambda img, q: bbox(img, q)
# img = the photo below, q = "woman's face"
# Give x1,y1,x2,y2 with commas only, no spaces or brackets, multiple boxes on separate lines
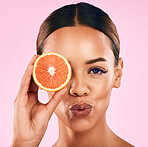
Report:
43,26,118,132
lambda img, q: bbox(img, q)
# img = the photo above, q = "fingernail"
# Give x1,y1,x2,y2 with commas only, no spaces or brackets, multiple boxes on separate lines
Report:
61,88,67,96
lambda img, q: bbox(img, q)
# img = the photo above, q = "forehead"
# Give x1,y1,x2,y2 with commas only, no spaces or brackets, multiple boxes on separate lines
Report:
43,26,114,63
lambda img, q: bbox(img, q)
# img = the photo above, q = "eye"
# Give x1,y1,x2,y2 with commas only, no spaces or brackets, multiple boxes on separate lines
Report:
88,67,108,75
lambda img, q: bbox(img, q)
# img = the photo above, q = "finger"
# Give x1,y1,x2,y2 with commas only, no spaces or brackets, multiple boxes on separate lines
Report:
17,55,38,102
45,88,67,119
47,91,55,100
20,55,38,95
28,76,39,94
27,77,39,110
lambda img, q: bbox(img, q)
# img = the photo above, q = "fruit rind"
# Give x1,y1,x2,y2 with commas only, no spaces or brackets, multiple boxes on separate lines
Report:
33,52,71,92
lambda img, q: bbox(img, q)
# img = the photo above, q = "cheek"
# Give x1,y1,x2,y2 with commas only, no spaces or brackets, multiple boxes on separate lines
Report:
54,97,69,122
54,101,65,115
90,73,114,117
91,73,114,99
47,92,67,122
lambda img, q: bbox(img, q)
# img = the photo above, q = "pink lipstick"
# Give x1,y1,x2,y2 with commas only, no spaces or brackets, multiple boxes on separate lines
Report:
69,103,93,118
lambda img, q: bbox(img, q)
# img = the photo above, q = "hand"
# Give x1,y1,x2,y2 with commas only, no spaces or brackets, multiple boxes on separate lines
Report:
11,55,67,147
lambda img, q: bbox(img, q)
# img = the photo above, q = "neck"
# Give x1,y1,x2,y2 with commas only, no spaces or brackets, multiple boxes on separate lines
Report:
54,114,113,147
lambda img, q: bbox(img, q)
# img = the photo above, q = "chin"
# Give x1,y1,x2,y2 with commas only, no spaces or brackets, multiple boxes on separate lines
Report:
57,112,94,133
68,117,94,133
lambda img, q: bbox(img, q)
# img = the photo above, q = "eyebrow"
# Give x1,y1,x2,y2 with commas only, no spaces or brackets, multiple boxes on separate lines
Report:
85,57,107,64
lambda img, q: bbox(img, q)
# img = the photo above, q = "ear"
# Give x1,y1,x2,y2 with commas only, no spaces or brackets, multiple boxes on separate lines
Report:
113,58,123,88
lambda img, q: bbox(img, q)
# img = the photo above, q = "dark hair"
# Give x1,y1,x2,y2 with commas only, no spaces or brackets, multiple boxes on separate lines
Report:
36,2,120,66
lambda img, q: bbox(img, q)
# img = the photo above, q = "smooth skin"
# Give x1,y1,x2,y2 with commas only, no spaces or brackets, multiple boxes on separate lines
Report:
11,26,134,147
11,55,67,147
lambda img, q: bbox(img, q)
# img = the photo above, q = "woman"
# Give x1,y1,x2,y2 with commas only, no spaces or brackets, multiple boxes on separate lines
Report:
11,2,134,147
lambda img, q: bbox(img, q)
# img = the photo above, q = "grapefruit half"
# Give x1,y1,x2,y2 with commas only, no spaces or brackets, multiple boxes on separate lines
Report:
33,52,71,92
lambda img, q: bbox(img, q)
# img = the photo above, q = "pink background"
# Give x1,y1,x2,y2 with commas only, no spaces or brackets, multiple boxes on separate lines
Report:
0,0,148,146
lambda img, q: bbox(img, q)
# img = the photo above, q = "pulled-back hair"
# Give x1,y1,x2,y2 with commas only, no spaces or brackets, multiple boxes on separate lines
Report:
37,2,120,66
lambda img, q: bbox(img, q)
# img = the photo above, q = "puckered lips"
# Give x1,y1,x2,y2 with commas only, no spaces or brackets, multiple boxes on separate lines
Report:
69,103,93,118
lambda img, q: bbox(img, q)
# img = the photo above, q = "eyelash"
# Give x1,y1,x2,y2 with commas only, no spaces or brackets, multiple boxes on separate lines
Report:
88,67,108,75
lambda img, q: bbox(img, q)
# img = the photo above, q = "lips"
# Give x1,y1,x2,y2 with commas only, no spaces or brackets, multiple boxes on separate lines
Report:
69,103,93,118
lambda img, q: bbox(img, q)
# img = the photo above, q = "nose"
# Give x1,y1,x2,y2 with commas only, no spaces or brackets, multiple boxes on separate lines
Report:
69,75,90,97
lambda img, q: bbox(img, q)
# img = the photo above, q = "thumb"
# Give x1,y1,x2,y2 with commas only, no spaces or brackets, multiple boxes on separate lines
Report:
45,87,67,119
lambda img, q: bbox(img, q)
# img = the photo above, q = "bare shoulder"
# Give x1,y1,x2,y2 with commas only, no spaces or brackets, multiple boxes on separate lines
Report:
112,133,135,147
118,138,134,147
